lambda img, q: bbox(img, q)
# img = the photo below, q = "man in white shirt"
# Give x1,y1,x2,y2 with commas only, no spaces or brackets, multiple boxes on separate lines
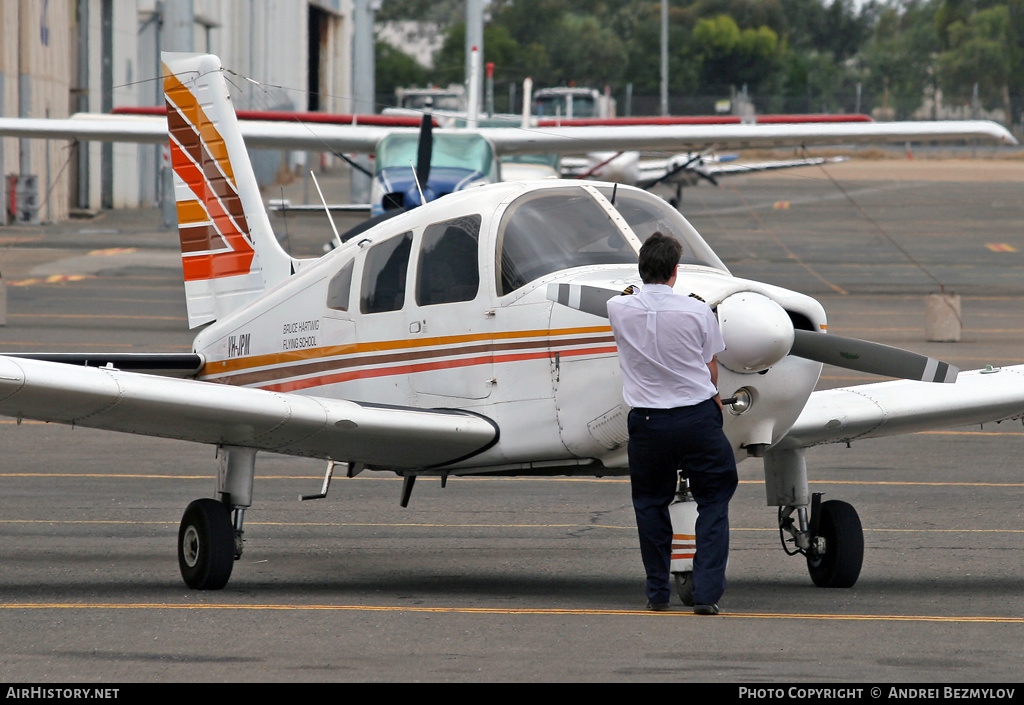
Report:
607,232,738,614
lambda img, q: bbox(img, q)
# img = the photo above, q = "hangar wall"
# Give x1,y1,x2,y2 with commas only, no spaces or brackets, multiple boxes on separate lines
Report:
0,0,354,222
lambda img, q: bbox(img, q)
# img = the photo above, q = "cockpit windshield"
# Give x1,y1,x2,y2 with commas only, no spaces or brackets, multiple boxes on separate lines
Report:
496,186,638,296
401,94,463,112
376,133,494,176
594,186,729,273
535,93,598,118
496,186,729,296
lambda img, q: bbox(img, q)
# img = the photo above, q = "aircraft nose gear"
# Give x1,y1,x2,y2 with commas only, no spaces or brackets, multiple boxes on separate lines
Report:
779,492,864,588
178,498,235,590
669,474,697,606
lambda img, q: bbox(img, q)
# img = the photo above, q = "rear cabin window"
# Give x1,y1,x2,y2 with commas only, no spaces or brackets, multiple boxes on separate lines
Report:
416,215,481,306
360,232,412,314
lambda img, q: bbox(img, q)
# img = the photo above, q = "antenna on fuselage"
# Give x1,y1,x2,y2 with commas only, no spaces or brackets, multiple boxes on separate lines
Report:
310,170,343,250
410,160,427,205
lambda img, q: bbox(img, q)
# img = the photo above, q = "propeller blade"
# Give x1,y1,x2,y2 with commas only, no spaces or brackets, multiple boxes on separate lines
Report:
693,167,719,187
791,330,959,383
639,153,702,190
416,114,433,189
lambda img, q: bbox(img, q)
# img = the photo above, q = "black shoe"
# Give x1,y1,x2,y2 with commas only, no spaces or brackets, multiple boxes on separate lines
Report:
693,603,720,615
646,600,670,611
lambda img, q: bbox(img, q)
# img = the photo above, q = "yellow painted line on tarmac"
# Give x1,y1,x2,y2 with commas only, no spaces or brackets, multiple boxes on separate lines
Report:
2,518,1020,534
6,275,94,287
0,602,1020,623
1,472,1022,488
0,343,137,349
0,472,218,479
807,480,1024,487
918,430,1024,436
7,313,183,321
88,247,138,255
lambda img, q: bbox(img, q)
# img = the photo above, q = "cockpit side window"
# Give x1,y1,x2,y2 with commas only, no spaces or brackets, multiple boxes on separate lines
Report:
496,187,637,296
327,260,354,311
360,232,413,314
416,215,481,306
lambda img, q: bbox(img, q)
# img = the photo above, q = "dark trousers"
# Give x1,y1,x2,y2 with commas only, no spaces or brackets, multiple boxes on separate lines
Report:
628,398,738,605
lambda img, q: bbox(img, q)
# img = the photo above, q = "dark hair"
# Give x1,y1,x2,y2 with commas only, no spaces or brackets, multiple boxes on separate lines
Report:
638,232,682,284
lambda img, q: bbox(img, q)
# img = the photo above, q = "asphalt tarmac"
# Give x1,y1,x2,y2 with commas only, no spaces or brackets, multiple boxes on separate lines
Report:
0,160,1022,683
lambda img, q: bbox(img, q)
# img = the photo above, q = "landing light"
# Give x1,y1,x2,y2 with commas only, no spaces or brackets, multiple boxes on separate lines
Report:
728,388,753,415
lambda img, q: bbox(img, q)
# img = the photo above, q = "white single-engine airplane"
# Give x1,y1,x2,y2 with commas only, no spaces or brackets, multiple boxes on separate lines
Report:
2,53,1023,593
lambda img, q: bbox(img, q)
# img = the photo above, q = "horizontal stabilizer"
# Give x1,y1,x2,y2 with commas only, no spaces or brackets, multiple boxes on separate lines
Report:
8,353,203,376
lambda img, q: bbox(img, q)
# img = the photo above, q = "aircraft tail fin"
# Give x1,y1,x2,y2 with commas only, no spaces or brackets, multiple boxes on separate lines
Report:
162,52,295,328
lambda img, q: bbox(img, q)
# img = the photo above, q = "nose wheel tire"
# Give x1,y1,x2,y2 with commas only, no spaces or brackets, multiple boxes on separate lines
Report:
178,498,235,590
674,571,694,606
806,499,863,588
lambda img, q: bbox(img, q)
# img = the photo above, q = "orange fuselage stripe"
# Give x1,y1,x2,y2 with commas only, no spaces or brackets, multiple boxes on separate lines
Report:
257,344,618,392
201,325,615,377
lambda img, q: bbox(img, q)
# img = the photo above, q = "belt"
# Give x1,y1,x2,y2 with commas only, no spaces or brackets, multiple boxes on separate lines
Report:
631,398,713,414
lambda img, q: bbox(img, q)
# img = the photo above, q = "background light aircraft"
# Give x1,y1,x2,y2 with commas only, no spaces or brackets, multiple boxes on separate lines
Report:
109,104,854,211
2,53,1023,595
0,74,1013,217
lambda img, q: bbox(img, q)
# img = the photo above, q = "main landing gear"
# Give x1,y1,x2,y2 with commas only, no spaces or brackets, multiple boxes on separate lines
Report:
765,447,864,588
178,499,237,590
779,493,864,588
177,445,255,590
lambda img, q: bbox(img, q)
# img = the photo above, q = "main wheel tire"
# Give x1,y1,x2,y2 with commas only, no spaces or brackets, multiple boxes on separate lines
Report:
674,571,694,606
178,498,234,590
806,499,863,588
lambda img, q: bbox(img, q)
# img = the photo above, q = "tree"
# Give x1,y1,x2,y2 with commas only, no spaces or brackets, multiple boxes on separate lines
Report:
432,21,548,88
692,14,782,93
936,5,1016,105
376,42,429,101
860,0,941,118
546,13,629,86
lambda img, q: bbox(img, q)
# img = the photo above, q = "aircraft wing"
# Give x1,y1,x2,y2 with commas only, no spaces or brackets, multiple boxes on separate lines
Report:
0,356,497,470
481,120,1017,155
0,115,1015,156
775,365,1024,450
0,114,395,153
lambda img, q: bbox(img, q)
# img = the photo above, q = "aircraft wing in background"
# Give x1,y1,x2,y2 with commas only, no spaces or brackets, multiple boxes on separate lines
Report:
0,114,1015,156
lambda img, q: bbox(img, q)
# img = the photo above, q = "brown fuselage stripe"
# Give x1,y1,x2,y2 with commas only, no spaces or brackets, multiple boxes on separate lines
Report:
260,344,618,393
203,325,615,375
205,334,617,387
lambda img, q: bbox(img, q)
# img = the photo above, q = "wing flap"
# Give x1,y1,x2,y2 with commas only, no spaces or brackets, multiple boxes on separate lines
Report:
0,357,496,469
777,365,1024,449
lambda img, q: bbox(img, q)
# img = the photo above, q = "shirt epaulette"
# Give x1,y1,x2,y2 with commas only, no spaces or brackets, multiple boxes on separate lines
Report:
621,284,638,296
689,292,705,302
